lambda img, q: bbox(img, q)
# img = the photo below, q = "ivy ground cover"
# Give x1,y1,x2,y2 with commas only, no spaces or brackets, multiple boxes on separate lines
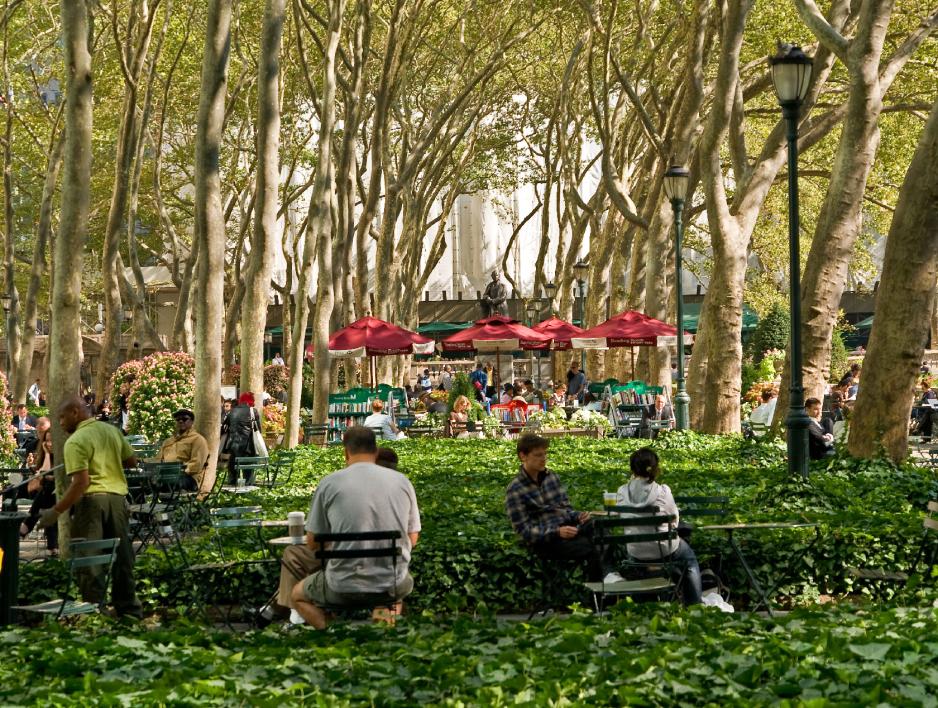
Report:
3,603,938,705
19,433,938,613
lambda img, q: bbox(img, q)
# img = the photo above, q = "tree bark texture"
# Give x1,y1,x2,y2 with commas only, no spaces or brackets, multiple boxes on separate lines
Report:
51,0,94,554
241,0,285,414
285,0,345,444
192,0,232,463
847,97,938,461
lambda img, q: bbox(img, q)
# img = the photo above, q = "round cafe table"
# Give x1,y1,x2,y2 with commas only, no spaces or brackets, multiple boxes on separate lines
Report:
267,535,306,547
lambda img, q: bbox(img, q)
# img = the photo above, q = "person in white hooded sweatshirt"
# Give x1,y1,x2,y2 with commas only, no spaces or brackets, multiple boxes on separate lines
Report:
616,447,702,605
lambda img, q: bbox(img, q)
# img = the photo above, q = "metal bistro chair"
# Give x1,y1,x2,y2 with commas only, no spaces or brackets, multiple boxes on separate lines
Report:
303,424,329,447
233,456,270,487
13,538,119,621
313,530,404,618
585,506,684,612
848,500,938,590
612,406,644,439
186,506,275,625
261,450,297,489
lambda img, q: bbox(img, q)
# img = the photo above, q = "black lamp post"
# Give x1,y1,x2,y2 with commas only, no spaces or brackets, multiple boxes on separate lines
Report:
770,43,813,480
573,260,588,371
526,301,539,388
663,165,691,431
1,295,10,376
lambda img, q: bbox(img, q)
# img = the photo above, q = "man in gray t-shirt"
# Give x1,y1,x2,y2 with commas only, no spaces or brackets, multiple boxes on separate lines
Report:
292,427,421,629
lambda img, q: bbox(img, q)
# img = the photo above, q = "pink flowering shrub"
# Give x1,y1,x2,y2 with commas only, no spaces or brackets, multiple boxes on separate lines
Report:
221,364,241,386
125,352,195,442
0,371,16,459
108,359,146,408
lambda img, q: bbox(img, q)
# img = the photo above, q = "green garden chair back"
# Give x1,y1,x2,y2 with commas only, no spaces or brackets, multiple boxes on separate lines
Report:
314,530,403,614
13,538,119,621
132,443,161,460
233,456,269,486
268,449,298,487
848,500,938,588
585,509,681,612
303,424,330,446
673,496,730,520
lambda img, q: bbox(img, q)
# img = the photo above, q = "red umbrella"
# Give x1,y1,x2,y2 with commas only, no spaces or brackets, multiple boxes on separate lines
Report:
440,315,552,353
571,309,691,348
327,316,434,357
531,316,584,351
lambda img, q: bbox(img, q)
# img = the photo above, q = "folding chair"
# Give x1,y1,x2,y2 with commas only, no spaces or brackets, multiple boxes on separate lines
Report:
848,500,938,588
186,506,276,625
267,450,298,488
585,506,683,612
303,425,330,446
313,530,405,619
12,538,119,620
233,456,269,486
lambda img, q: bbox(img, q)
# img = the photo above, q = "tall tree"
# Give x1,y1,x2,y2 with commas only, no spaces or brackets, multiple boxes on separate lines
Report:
50,0,93,550
240,0,285,406
192,0,232,464
774,2,938,420
95,0,163,403
847,96,938,461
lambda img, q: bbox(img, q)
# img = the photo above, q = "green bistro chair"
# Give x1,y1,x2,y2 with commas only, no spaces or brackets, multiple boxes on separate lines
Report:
13,538,119,621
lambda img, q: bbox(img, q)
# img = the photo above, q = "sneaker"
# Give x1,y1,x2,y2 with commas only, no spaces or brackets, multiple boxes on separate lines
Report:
603,572,626,584
289,609,306,625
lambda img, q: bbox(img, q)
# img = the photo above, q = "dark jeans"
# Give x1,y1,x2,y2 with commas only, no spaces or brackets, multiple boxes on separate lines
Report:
71,493,142,617
668,539,702,606
532,526,604,582
18,478,58,550
226,454,255,486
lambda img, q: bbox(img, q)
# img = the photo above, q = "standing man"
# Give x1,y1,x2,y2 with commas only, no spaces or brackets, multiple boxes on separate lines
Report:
566,361,587,403
39,396,142,618
440,365,454,392
159,409,210,494
505,433,604,581
469,362,488,400
27,379,42,406
291,427,421,629
481,270,509,317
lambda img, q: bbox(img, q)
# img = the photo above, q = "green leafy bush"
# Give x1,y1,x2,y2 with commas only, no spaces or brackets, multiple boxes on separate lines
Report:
4,605,938,705
748,301,789,362
18,435,938,622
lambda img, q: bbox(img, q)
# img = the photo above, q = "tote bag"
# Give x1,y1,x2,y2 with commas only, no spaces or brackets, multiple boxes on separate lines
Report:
251,409,269,458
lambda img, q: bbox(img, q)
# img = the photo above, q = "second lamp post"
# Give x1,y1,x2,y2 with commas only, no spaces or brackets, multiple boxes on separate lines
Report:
573,260,588,372
663,165,690,431
771,43,813,480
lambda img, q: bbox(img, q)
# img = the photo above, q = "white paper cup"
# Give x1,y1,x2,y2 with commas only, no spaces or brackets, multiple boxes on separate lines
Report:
288,511,305,538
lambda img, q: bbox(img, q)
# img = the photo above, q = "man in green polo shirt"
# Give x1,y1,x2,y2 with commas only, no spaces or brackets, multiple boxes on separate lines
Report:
39,395,142,618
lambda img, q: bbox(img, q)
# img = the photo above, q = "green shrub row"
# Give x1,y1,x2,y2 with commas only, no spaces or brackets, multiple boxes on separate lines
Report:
17,434,938,614
4,603,938,705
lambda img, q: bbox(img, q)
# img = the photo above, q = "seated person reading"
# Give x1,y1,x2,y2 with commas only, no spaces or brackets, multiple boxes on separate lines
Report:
362,399,403,440
505,433,603,581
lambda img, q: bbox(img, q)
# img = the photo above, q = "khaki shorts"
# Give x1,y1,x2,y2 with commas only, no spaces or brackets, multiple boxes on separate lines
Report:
300,570,414,608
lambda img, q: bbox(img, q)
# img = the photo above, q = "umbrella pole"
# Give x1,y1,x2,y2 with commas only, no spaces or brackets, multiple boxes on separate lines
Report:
630,347,636,380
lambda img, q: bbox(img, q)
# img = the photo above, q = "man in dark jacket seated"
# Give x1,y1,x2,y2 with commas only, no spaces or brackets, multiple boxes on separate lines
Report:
806,397,835,460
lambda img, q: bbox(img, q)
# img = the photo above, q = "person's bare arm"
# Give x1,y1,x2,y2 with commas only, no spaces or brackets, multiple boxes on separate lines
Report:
122,455,138,469
408,532,419,548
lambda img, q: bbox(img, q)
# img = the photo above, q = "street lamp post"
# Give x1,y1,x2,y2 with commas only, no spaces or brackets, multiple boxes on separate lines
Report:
526,301,538,389
573,260,588,372
770,43,813,480
663,165,691,431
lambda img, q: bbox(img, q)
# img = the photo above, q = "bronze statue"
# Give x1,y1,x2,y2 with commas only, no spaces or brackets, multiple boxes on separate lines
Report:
481,270,509,317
